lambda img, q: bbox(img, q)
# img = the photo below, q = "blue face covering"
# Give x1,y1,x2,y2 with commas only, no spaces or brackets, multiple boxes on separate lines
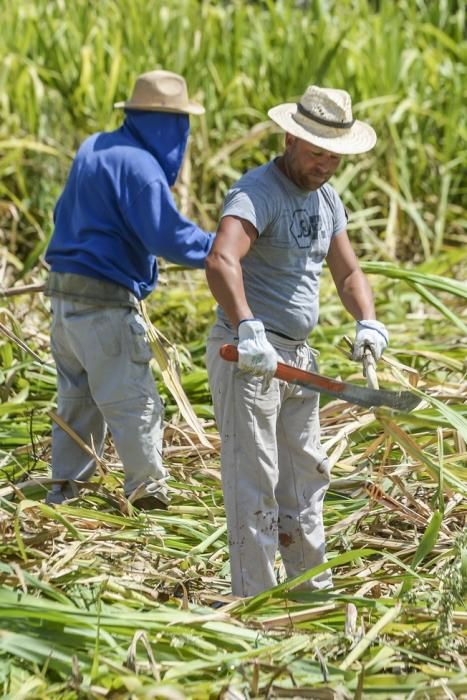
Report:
123,110,190,186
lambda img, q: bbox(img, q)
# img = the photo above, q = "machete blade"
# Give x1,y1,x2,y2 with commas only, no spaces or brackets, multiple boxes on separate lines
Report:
219,344,420,412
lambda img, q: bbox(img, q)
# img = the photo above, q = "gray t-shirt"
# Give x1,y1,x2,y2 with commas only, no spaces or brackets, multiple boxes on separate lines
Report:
217,159,347,340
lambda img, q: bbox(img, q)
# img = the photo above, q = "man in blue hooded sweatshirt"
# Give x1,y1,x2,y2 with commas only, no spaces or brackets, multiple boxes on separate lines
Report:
44,70,214,508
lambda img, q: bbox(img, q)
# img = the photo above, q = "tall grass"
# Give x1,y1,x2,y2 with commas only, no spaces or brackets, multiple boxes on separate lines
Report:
0,0,466,270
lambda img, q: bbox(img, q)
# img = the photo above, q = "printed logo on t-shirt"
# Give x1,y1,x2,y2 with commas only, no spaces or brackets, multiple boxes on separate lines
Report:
289,210,321,249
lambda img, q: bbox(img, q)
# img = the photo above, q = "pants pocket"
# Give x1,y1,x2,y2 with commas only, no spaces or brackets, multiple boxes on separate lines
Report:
92,314,122,357
128,313,153,363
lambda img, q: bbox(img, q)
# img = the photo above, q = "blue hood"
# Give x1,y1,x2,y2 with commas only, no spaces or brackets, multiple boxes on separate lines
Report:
122,110,190,186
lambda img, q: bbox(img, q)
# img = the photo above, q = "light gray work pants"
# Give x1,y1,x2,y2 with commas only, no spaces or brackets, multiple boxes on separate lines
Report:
206,323,332,598
48,297,166,500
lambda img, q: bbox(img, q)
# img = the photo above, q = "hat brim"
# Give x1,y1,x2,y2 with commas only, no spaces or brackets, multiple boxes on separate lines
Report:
268,103,376,155
113,100,205,116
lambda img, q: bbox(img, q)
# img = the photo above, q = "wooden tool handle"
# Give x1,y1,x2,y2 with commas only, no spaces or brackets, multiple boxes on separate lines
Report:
219,344,301,384
219,344,240,363
363,346,379,390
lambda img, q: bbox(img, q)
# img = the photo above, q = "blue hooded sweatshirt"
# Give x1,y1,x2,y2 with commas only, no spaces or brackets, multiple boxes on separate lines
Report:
45,111,214,299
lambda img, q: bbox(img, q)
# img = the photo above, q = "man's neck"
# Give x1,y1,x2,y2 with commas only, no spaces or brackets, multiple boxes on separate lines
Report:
275,155,289,180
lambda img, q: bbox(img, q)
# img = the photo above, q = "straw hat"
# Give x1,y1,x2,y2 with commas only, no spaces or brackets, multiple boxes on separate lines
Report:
114,69,204,115
268,85,376,155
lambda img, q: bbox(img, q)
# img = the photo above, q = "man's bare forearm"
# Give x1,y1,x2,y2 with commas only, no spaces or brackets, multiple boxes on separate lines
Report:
205,252,253,328
336,269,376,320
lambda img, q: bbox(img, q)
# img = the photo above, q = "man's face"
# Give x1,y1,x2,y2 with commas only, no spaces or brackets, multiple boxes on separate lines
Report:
282,134,342,190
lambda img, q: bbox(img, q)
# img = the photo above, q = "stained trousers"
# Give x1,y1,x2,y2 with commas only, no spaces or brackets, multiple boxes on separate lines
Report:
206,322,332,597
48,296,166,501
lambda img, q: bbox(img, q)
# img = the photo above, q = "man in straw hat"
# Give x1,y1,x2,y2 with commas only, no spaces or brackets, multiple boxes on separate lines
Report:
44,70,213,509
205,85,389,597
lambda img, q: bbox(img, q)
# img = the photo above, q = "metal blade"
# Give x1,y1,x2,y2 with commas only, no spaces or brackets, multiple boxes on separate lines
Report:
280,367,419,411
219,344,420,412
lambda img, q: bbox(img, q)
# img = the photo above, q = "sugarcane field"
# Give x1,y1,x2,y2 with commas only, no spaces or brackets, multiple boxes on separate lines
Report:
0,1,466,698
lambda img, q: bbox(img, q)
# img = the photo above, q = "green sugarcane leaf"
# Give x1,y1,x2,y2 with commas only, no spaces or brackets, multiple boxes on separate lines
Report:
400,511,443,596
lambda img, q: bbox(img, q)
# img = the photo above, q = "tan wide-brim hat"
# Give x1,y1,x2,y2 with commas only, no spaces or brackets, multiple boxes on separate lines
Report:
268,85,376,155
114,69,205,115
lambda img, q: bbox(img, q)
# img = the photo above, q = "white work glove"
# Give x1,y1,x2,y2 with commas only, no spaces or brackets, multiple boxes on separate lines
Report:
237,319,277,383
352,320,389,361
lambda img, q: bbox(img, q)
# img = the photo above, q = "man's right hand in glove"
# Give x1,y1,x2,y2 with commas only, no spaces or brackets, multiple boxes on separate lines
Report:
237,319,277,382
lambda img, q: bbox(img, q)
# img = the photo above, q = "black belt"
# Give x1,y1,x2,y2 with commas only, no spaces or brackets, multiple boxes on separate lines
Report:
265,327,302,342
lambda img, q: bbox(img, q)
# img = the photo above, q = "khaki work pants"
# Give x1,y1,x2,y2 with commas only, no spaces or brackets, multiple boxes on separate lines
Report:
47,297,166,502
206,323,332,598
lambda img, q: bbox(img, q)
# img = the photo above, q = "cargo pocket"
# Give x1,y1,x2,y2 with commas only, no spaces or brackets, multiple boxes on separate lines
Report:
128,314,153,363
93,314,122,357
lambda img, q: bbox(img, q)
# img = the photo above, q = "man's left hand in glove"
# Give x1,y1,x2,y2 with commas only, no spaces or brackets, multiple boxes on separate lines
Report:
352,319,389,361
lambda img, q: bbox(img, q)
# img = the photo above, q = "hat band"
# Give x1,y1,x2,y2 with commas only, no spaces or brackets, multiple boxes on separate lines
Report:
296,102,355,130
